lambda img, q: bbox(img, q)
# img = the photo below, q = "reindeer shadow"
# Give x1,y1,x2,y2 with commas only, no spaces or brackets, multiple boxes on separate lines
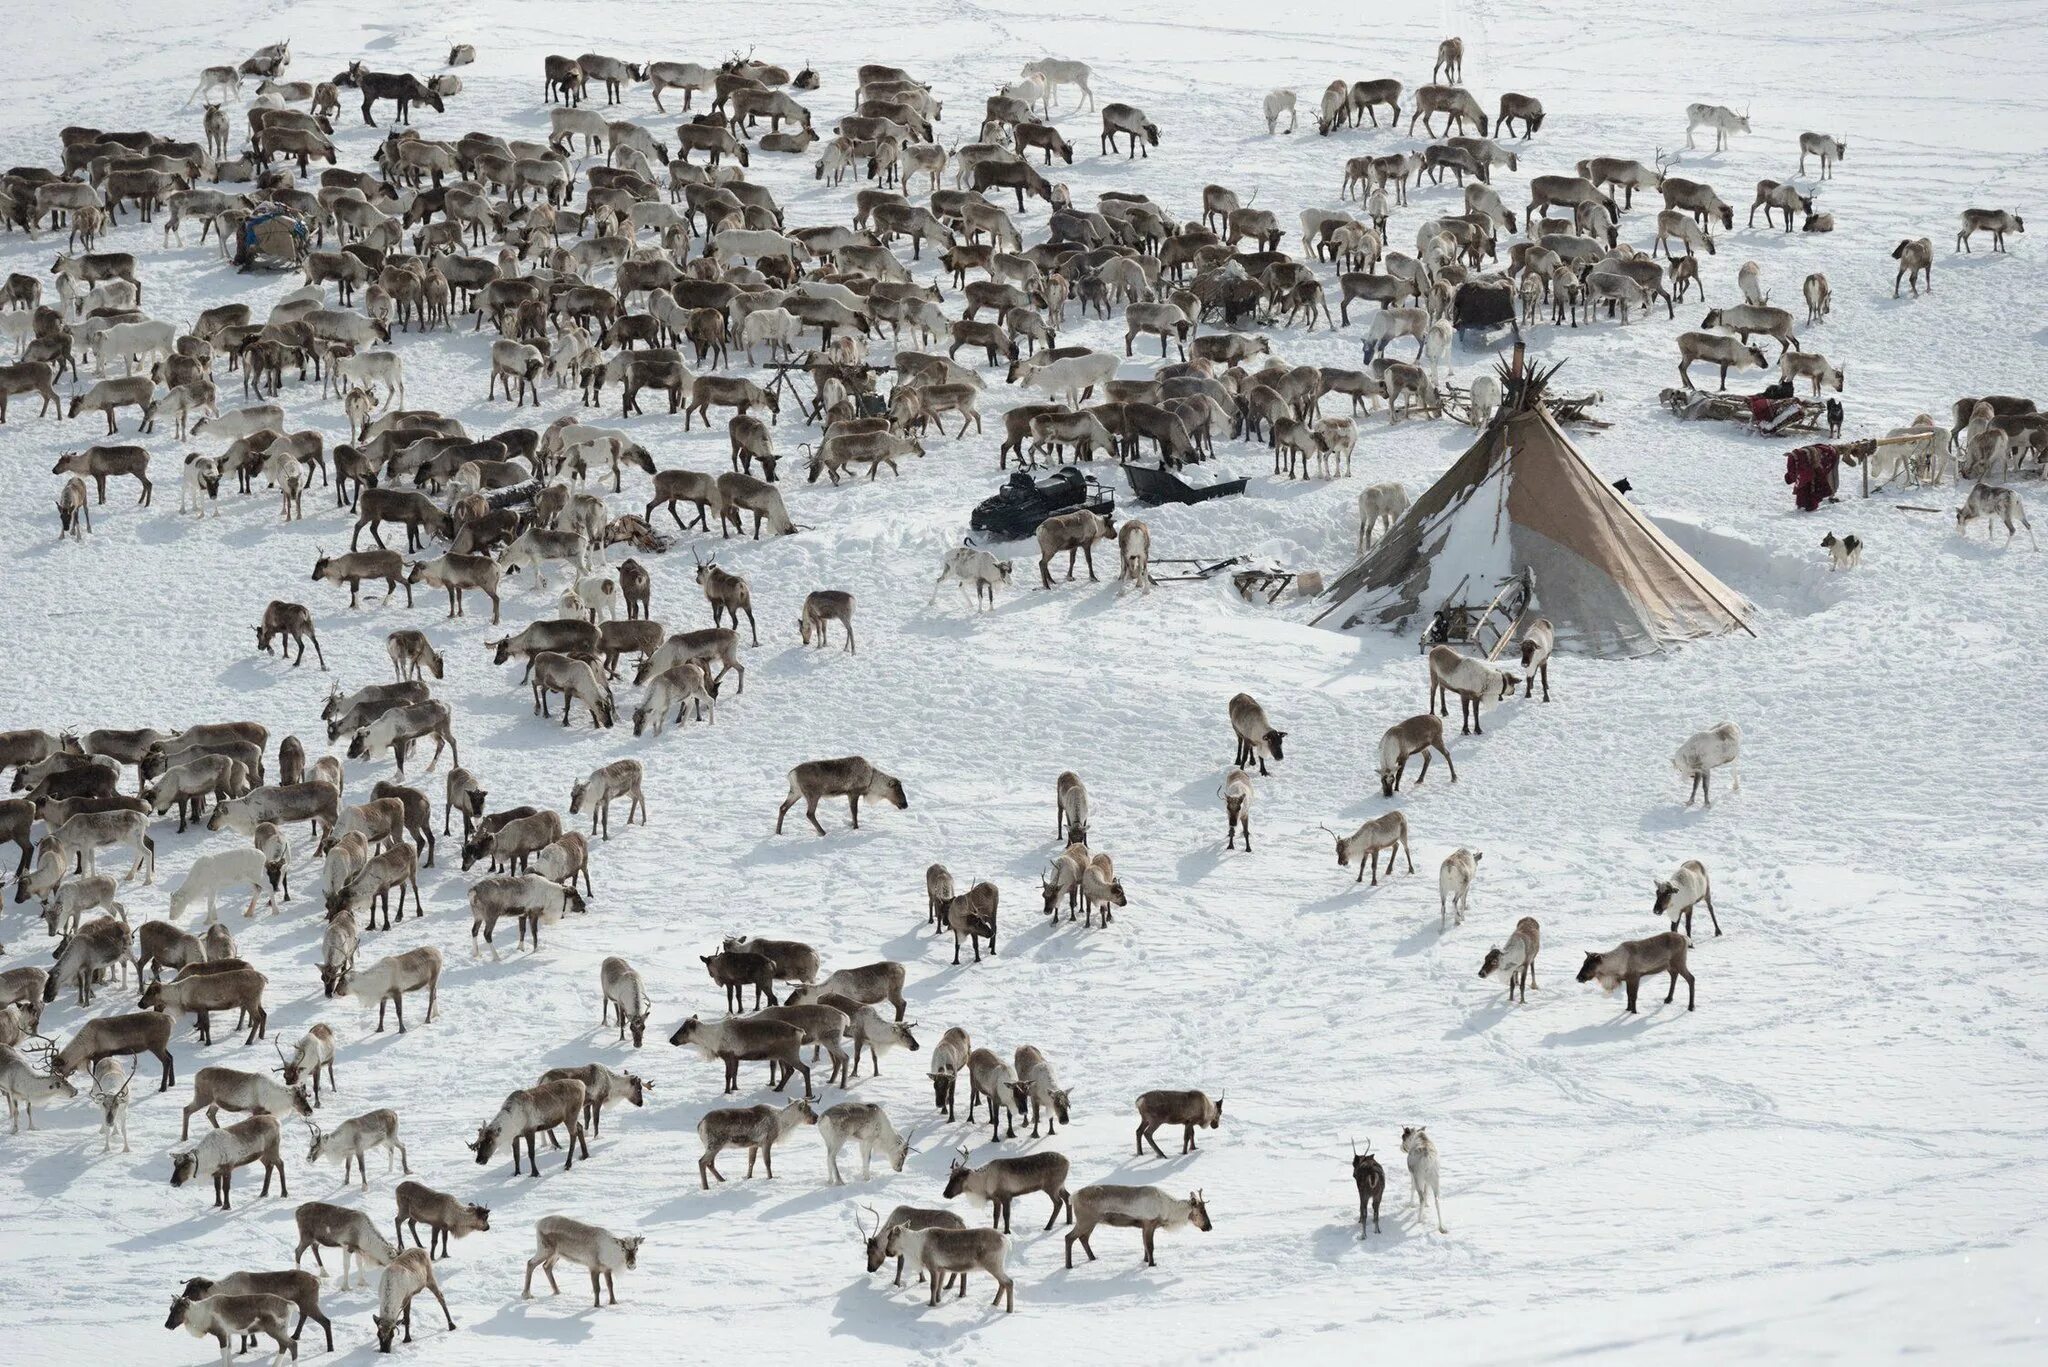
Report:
1636,802,1719,834
1312,1215,1416,1260
1390,916,1449,959
1540,1005,1689,1046
1173,843,1228,884
735,827,886,867
465,1298,599,1345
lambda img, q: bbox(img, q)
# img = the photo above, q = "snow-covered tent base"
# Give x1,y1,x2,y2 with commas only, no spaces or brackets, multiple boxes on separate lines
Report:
1317,376,1755,658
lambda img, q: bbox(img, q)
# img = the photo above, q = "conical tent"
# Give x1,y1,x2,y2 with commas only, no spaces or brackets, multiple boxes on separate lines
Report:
1317,403,1754,657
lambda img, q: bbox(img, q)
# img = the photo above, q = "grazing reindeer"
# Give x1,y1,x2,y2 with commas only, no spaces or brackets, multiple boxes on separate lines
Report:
1227,692,1286,775
524,1216,644,1307
372,1249,455,1352
294,1199,396,1289
1578,931,1696,1012
176,1271,331,1354
393,1179,490,1257
944,1148,1073,1233
696,1099,817,1187
1803,273,1832,325
1956,481,2035,546
1135,1088,1223,1157
1653,860,1720,939
570,759,645,839
928,1026,970,1121
470,1078,588,1175
1400,1126,1448,1232
165,1293,295,1367
775,757,907,835
0,1042,78,1131
170,1113,286,1210
882,1219,1014,1311
1222,768,1254,850
1479,917,1542,1003
600,957,651,1046
1352,1140,1386,1234
277,1025,338,1105
965,1047,1029,1140
180,1065,310,1140
306,1108,409,1188
1013,1045,1070,1137
1378,713,1456,796
1439,848,1481,928
1329,813,1413,886
798,590,857,653
337,947,442,1032
818,1100,913,1184
1066,1186,1211,1268
859,1204,967,1287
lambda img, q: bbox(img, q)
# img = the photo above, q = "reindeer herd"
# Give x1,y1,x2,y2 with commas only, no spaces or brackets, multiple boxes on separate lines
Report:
0,15,2034,1355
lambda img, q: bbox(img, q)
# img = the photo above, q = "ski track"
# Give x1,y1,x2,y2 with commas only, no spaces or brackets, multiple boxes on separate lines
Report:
0,0,2045,1362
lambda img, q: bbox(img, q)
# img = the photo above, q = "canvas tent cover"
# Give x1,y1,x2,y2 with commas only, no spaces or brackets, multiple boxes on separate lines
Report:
1319,405,1754,657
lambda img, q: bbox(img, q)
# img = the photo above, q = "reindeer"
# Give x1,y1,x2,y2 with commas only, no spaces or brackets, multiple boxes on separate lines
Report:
1798,132,1846,178
171,1113,286,1209
945,1148,1072,1234
294,1199,397,1289
1066,1186,1211,1268
776,757,907,835
165,1292,296,1367
1685,102,1749,150
471,1078,588,1175
1227,693,1286,776
0,1042,78,1131
1135,1088,1223,1157
696,1099,817,1187
53,1009,175,1090
1955,209,2023,254
1377,713,1456,797
180,1065,310,1141
523,1216,643,1308
1578,931,1696,1012
669,1014,812,1097
373,1248,455,1351
176,1271,330,1354
306,1107,409,1188
1479,916,1542,1003
393,1180,491,1258
1892,237,1935,296
277,1024,338,1105
337,947,442,1032
1329,813,1413,886
570,758,645,839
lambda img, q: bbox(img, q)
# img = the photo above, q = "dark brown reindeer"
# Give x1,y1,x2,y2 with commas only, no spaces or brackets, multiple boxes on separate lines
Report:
353,67,445,127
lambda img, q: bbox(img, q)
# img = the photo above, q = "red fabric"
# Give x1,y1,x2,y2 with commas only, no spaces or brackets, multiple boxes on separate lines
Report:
1784,444,1840,512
